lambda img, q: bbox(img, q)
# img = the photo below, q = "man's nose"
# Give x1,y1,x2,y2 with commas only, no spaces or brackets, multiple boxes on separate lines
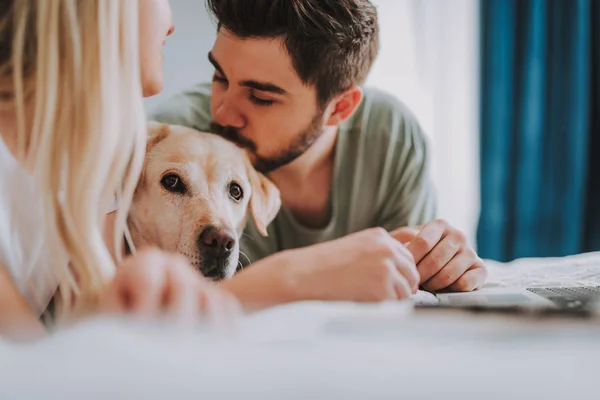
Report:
213,97,246,129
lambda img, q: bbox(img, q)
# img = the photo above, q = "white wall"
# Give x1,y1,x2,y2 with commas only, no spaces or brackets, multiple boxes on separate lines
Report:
367,0,481,247
143,1,217,112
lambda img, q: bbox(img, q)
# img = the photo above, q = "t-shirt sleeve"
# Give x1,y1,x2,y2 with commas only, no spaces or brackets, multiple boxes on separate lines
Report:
147,83,214,132
374,106,437,231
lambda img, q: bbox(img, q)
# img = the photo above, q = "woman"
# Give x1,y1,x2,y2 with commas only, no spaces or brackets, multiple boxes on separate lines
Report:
0,0,239,340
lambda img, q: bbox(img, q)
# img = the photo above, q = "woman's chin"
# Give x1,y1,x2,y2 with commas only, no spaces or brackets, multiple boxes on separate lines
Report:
142,78,164,98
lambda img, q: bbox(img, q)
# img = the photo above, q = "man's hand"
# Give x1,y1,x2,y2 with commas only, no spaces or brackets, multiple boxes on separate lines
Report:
293,228,420,302
221,228,420,310
391,220,487,292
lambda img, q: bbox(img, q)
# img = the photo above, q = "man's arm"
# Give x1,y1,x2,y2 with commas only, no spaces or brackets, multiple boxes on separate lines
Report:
219,228,420,312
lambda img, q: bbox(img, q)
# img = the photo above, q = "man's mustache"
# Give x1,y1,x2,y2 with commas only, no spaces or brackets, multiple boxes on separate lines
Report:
209,123,257,152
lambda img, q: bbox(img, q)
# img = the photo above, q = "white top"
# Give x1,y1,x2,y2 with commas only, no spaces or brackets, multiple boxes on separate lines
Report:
0,137,117,317
0,136,60,316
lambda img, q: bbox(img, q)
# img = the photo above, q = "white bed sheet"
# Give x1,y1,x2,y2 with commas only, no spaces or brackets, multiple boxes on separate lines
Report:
484,251,600,288
2,252,600,399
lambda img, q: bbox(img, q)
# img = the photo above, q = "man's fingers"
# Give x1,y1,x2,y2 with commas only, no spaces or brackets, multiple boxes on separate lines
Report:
394,257,419,293
422,250,474,292
385,236,419,292
406,220,447,264
417,236,461,284
389,226,420,244
448,262,488,292
390,268,413,300
390,237,415,263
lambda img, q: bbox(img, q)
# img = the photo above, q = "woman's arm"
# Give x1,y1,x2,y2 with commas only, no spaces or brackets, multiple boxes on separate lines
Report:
0,209,119,341
0,262,46,341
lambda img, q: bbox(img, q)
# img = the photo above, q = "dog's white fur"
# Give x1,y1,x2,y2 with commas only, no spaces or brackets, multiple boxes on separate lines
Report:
127,122,281,279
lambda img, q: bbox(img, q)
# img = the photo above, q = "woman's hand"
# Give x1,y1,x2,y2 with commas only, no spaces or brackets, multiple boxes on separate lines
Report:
97,248,241,326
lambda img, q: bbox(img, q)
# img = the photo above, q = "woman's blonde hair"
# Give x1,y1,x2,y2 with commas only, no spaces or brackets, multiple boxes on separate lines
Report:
0,0,146,317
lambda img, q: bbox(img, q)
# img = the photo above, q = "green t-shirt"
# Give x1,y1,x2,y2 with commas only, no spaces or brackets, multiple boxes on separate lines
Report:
149,83,437,265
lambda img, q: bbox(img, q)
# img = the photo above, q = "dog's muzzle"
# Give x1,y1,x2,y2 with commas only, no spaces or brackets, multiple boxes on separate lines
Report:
197,225,236,280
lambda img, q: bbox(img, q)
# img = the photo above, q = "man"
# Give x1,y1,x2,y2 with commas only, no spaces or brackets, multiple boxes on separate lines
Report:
150,0,487,308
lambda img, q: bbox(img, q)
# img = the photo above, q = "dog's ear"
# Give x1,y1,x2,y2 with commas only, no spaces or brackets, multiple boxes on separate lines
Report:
136,121,170,195
247,166,281,237
146,121,170,153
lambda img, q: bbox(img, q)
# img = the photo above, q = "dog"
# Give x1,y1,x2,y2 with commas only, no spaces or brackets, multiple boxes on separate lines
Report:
127,122,281,280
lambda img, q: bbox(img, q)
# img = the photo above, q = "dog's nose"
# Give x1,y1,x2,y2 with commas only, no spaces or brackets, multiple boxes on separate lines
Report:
198,225,236,260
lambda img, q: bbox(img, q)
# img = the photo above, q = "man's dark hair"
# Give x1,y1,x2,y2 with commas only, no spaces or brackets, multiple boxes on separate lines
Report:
206,0,379,106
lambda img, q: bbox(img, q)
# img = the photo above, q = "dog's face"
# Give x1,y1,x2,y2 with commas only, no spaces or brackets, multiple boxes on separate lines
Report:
128,122,281,280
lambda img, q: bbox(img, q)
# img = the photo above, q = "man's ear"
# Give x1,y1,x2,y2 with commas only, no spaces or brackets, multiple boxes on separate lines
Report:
247,166,281,237
324,85,363,127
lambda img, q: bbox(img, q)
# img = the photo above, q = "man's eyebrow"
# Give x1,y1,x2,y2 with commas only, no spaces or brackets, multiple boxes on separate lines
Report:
240,80,287,95
208,52,225,76
209,52,287,95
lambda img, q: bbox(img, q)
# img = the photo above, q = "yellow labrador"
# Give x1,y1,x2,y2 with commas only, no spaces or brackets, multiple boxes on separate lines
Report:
128,122,281,280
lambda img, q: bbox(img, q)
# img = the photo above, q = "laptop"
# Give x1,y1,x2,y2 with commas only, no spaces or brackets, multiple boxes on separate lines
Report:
413,286,600,310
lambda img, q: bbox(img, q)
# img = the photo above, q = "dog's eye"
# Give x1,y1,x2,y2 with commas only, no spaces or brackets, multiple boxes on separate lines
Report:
229,183,244,202
161,173,186,194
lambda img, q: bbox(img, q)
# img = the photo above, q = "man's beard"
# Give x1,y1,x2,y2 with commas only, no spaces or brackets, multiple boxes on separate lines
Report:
209,111,325,174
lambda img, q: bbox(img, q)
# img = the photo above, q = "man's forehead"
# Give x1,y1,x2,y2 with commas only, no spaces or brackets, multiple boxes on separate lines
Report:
210,29,307,96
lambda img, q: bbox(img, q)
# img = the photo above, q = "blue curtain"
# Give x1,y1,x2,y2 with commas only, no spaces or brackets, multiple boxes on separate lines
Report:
477,0,600,262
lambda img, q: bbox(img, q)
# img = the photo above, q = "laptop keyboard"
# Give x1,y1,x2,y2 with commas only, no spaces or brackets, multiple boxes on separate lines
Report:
527,286,600,309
